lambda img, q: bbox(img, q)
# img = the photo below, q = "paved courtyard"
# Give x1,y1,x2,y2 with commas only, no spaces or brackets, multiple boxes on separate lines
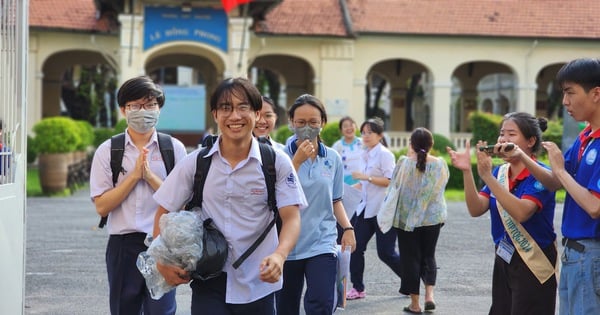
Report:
25,187,563,314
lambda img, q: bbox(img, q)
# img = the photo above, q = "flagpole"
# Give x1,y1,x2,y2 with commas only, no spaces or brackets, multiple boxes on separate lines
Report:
237,2,250,71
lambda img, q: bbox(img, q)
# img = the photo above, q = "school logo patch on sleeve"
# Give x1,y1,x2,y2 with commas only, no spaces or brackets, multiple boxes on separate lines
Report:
286,173,297,188
534,180,544,191
586,148,597,165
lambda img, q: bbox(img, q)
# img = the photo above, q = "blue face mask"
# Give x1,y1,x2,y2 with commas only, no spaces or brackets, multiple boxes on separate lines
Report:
292,125,321,141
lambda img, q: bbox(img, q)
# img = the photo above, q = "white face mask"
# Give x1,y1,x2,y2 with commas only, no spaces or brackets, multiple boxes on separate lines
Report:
291,125,321,141
126,109,159,134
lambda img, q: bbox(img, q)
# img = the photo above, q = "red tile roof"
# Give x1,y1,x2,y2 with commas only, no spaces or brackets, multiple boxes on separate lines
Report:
259,0,600,39
29,0,116,33
255,0,347,36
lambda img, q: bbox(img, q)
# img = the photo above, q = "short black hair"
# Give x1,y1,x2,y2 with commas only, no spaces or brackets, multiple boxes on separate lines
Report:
117,76,165,108
556,58,600,92
210,77,262,112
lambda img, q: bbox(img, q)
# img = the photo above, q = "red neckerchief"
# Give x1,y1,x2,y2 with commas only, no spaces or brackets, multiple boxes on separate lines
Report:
577,125,600,161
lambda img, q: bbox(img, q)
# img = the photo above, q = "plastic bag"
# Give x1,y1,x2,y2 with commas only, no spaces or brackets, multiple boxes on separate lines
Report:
334,245,351,310
137,211,204,299
190,217,229,281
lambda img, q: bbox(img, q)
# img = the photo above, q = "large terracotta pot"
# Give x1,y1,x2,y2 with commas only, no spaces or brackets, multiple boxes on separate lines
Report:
38,153,69,194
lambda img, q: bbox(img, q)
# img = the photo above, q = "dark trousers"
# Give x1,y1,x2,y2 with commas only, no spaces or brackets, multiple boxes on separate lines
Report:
106,232,176,315
396,224,442,295
277,253,337,315
350,211,402,292
190,272,275,315
489,244,557,315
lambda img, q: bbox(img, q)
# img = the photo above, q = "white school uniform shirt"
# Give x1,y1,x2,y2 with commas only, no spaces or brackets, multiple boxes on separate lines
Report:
154,136,307,304
89,129,187,235
356,143,396,218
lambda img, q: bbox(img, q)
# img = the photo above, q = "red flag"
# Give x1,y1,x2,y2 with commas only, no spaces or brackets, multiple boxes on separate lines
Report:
221,0,252,13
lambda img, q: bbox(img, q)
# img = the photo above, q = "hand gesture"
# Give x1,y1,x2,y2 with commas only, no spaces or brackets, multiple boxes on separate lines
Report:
542,141,565,171
156,261,190,286
475,141,494,180
292,139,315,165
259,252,285,283
446,141,472,171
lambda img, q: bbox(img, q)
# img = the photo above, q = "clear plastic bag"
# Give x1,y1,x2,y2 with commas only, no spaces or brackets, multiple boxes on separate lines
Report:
137,211,204,299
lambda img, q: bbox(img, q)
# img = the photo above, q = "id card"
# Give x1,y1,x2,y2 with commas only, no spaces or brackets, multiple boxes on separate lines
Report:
496,238,514,264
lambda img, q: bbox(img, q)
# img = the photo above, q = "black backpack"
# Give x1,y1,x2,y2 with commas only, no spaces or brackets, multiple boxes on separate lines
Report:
186,135,277,277
97,132,175,228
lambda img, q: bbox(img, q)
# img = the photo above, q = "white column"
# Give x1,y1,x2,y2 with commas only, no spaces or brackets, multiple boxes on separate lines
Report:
516,84,537,114
431,81,452,138
228,17,253,78
118,14,144,81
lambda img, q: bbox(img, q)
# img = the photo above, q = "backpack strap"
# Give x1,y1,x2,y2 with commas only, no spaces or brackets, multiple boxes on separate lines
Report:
98,134,126,228
232,141,277,269
157,132,175,175
185,145,212,210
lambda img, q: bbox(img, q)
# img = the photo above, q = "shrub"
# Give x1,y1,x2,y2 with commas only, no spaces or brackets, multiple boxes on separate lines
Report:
274,125,293,144
27,135,38,164
32,117,81,153
543,119,562,150
469,111,502,144
74,120,95,150
320,122,341,147
433,133,455,152
94,127,116,147
114,118,127,134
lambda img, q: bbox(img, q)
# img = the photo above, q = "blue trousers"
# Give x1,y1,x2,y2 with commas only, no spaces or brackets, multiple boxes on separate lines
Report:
559,239,600,315
106,232,176,315
190,273,275,315
350,211,402,292
277,253,337,315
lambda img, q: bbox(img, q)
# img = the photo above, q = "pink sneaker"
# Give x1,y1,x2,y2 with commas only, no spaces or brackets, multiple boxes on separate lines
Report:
346,288,366,300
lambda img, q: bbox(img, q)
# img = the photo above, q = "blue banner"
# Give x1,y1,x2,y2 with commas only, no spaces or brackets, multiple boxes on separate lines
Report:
144,6,228,52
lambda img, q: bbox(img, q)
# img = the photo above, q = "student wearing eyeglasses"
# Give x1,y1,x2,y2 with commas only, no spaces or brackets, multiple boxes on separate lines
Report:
89,75,187,315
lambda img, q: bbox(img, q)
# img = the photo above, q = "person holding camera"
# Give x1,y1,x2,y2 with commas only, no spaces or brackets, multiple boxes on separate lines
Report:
446,112,557,315
153,77,306,315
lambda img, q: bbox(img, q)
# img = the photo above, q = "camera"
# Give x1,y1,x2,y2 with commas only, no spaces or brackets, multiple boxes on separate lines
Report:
478,143,515,154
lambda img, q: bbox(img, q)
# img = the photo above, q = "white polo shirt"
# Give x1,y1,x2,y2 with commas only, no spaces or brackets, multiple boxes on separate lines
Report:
356,143,396,218
89,129,187,235
154,137,307,304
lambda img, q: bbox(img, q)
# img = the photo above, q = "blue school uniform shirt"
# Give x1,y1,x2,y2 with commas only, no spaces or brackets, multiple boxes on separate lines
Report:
562,125,600,239
285,136,344,260
480,163,556,248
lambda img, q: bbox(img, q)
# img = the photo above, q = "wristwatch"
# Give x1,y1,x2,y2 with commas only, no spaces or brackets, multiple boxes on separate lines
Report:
343,226,354,232
368,176,373,182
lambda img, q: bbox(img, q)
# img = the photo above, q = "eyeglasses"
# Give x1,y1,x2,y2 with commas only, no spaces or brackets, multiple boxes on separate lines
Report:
293,120,321,128
126,101,158,111
217,104,252,116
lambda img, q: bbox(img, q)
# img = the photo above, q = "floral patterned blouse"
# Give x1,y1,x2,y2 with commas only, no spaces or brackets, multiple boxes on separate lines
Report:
388,156,449,231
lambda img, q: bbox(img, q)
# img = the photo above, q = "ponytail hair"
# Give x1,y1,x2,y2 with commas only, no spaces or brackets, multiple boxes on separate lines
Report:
410,127,433,173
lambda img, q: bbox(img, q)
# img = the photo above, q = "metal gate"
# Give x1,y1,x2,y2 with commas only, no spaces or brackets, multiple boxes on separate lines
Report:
0,0,28,314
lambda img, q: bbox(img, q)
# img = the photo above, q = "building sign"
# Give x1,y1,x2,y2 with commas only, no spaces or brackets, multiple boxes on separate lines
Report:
144,6,228,52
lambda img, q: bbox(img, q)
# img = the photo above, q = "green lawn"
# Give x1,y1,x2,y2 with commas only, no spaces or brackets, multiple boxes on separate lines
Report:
26,167,567,203
445,188,566,203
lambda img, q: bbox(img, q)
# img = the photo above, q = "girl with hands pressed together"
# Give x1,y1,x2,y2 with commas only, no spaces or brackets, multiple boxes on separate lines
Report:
446,112,557,315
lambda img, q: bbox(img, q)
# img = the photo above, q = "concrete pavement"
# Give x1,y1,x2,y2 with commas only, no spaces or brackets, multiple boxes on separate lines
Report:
25,187,563,314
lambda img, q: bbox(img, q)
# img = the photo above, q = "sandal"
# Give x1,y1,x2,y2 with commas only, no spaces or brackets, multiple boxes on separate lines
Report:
425,301,436,312
346,288,366,300
403,306,423,314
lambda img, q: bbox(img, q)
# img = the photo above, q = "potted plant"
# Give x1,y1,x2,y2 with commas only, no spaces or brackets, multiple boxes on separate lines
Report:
32,117,81,194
